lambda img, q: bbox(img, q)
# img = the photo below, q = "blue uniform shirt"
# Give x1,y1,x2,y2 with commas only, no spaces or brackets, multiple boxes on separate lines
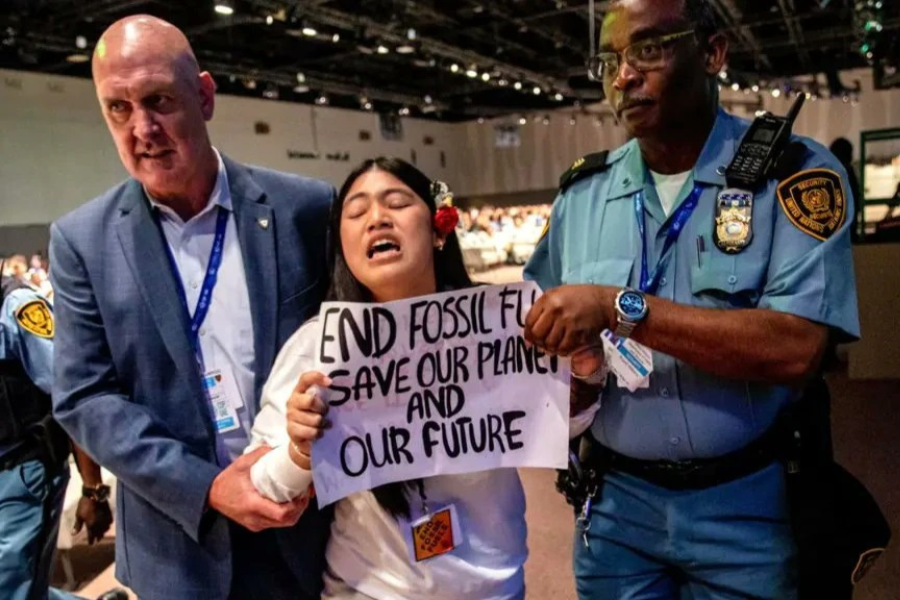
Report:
525,109,860,461
0,289,54,457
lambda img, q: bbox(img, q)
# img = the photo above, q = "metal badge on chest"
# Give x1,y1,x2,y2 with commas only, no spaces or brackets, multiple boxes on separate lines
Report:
714,188,754,253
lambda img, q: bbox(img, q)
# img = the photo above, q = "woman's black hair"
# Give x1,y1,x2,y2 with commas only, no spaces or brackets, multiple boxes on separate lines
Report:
326,156,473,517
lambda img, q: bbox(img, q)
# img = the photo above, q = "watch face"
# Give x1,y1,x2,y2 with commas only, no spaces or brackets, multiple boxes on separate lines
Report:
618,291,646,318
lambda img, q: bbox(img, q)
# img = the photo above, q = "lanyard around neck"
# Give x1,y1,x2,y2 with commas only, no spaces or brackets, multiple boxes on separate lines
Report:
160,207,229,361
634,184,702,294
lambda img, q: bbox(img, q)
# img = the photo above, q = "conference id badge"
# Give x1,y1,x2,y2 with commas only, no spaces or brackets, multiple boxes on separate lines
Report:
203,367,243,433
600,329,653,393
399,504,463,564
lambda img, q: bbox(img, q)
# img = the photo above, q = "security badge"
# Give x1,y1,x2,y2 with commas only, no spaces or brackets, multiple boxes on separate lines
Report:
714,188,754,253
776,168,846,241
15,299,54,338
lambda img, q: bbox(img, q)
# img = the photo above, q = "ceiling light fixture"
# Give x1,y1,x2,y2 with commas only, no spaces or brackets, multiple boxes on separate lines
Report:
533,86,541,95
466,67,478,78
302,26,317,37
75,35,87,49
332,33,340,43
214,2,234,16
377,44,390,54
514,81,523,90
266,15,274,25
396,44,415,54
66,53,89,63
518,116,527,125
481,72,490,81
553,92,563,101
450,63,460,73
293,84,310,93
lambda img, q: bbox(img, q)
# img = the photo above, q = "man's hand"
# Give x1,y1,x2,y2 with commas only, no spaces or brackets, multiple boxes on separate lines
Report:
525,285,617,356
73,497,113,544
207,446,310,532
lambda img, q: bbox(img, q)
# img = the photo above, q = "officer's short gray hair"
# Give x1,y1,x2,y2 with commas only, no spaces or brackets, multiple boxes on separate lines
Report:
608,0,720,43
684,0,721,44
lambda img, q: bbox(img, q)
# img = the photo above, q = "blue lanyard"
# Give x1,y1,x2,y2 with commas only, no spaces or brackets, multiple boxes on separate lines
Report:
161,207,229,360
634,184,702,294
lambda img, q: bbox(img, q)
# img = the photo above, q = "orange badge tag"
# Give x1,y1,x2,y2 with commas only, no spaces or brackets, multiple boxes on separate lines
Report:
408,505,461,563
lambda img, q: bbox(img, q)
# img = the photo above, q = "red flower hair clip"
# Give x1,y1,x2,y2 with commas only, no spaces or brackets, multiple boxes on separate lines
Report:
431,180,459,235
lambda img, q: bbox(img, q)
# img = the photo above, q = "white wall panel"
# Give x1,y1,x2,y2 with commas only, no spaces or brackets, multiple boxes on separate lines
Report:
0,69,462,226
1,67,898,226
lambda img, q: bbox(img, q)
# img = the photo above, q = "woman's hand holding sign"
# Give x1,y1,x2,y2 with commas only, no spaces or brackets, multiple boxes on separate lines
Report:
286,371,333,470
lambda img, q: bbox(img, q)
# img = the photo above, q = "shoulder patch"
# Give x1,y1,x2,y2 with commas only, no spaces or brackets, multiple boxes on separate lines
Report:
776,168,846,241
559,151,609,192
15,299,54,338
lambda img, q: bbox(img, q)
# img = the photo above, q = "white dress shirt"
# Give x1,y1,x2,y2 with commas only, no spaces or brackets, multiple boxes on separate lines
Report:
148,149,255,463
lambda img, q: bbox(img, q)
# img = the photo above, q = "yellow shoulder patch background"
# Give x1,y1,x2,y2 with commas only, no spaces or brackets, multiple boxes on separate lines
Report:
776,168,846,241
15,299,54,338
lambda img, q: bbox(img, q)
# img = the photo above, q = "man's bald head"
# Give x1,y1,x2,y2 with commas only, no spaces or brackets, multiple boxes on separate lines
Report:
91,14,219,213
92,15,200,83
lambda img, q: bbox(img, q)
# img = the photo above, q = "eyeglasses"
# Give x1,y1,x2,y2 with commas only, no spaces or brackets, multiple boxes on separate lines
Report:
586,29,696,81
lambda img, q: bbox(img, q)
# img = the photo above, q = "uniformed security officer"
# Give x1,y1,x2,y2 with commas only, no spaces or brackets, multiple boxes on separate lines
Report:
0,269,120,600
523,1,861,598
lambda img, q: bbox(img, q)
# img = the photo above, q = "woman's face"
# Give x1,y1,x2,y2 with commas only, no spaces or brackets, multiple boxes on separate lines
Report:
340,169,441,302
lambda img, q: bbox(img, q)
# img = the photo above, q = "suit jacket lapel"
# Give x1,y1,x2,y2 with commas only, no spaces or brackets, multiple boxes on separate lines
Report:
115,181,201,392
224,157,277,413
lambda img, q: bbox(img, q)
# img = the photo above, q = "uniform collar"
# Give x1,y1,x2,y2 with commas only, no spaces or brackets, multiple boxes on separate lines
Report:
605,108,741,201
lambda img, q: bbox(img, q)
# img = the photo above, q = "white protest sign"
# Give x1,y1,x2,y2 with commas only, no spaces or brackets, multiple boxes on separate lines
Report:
310,281,570,506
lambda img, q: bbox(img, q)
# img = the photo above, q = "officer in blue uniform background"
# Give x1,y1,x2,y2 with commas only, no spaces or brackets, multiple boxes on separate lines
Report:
524,0,860,598
0,269,121,600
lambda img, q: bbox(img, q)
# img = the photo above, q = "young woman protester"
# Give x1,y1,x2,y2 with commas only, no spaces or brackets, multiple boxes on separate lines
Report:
247,157,604,600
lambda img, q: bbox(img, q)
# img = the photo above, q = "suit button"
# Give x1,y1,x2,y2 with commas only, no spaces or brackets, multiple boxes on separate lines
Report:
660,388,670,397
669,436,681,446
659,277,667,287
727,275,738,284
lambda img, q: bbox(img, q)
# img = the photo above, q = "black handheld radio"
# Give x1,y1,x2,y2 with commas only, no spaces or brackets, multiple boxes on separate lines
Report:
725,94,806,190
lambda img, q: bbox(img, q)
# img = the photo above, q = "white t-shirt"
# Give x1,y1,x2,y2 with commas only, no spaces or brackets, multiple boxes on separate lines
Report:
247,319,529,600
649,169,691,217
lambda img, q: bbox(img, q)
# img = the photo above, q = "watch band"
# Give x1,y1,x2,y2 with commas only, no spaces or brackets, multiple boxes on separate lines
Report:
82,484,111,502
613,318,638,339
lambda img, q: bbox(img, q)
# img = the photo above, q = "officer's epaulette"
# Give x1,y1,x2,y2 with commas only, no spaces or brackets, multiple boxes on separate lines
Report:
559,151,609,192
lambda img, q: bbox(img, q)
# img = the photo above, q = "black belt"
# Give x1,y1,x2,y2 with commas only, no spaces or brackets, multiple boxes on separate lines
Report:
0,439,45,472
588,425,785,491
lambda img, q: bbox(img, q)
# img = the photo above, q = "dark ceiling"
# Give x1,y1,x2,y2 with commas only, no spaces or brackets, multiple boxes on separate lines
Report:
1,0,898,121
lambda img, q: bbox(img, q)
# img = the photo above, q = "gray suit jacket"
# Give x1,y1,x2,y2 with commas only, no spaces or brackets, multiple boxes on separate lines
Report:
50,157,333,600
